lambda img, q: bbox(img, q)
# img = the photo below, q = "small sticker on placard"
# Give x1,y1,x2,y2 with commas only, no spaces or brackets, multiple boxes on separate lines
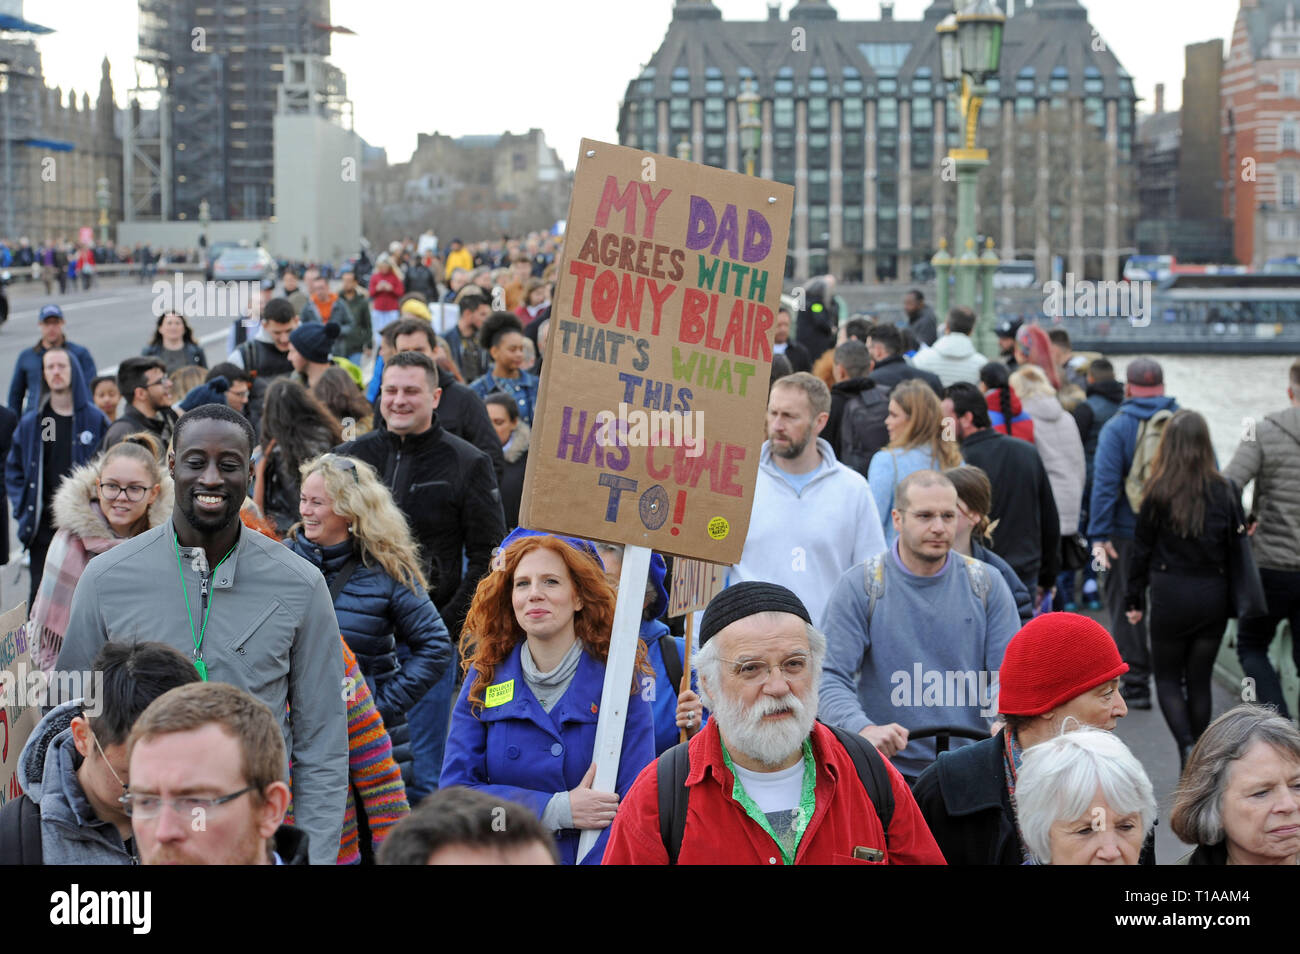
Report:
707,517,730,540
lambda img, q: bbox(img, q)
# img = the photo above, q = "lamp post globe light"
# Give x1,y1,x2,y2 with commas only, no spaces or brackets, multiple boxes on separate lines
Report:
936,0,1005,358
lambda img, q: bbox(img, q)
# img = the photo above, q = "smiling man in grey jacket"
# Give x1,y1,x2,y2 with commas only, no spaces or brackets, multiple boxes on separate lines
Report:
55,403,348,865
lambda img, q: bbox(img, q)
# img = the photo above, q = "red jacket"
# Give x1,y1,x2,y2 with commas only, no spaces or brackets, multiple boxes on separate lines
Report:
368,271,404,312
602,720,947,865
985,388,1035,443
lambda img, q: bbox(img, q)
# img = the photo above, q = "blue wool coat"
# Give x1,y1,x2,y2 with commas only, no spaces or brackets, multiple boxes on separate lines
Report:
440,642,656,865
285,534,452,782
640,619,702,757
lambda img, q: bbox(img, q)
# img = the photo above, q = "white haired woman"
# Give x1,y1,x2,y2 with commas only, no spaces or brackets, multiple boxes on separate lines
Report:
1013,727,1157,865
1171,704,1300,865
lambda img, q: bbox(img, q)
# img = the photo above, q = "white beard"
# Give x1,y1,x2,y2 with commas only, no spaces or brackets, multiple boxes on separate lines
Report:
713,684,820,769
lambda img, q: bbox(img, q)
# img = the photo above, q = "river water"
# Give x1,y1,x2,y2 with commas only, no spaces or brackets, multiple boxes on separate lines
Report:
1109,355,1295,474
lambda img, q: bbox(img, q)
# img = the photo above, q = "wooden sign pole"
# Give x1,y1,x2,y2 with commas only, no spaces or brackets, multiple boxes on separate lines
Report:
678,614,694,744
577,543,651,863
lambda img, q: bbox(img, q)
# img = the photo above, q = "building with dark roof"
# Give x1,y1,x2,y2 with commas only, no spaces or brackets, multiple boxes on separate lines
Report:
618,0,1139,282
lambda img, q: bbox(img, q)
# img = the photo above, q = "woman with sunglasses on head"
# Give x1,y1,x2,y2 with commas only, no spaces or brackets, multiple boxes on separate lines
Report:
30,432,170,673
284,453,452,791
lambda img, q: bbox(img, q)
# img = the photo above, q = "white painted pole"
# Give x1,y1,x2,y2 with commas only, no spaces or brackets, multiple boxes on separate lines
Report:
577,542,651,863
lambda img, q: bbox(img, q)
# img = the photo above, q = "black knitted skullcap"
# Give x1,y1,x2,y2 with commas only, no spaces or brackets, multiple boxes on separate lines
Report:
699,581,811,646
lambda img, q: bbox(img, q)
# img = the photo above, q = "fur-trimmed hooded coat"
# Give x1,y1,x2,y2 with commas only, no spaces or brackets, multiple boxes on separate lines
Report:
29,459,173,670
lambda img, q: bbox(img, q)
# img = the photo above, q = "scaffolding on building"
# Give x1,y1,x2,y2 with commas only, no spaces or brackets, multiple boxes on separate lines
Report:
129,0,337,223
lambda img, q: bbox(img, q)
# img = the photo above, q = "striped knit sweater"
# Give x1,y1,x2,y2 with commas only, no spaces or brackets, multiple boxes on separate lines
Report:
337,638,410,864
246,510,411,862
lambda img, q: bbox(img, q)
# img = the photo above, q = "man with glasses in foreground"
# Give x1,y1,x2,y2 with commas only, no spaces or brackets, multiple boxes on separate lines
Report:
126,681,308,865
819,470,1020,784
1,642,199,864
603,581,946,864
102,356,177,452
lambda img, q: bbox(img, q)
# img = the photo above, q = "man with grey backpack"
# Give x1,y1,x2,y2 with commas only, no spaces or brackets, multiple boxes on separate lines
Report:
819,470,1020,785
1087,358,1179,710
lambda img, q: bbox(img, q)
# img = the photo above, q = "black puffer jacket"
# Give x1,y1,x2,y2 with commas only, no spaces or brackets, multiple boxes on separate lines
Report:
285,534,452,783
335,417,505,637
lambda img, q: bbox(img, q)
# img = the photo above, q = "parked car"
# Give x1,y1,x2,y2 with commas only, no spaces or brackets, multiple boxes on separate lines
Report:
204,242,241,281
212,246,277,283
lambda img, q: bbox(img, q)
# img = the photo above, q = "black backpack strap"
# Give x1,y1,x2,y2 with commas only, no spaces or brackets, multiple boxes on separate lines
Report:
658,634,683,700
0,793,43,864
826,724,894,848
656,741,692,865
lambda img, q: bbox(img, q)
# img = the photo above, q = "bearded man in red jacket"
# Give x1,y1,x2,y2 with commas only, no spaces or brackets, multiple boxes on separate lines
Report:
603,582,947,865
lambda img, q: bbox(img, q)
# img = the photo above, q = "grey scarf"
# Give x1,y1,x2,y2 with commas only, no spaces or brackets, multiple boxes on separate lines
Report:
521,639,583,713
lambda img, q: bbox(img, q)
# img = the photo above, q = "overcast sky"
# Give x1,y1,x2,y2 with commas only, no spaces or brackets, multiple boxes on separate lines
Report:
30,0,1238,170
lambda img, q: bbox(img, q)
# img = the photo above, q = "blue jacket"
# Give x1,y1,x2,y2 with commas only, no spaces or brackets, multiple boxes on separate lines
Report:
640,619,702,757
468,370,540,426
1087,395,1179,542
440,642,656,865
5,356,109,546
8,340,97,417
285,534,452,782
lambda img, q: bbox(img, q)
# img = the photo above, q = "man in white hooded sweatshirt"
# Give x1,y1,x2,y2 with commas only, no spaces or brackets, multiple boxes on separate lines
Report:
912,307,988,388
724,373,886,626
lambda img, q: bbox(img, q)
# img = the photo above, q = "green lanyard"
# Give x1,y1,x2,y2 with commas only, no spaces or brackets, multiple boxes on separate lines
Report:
720,736,818,865
173,530,237,681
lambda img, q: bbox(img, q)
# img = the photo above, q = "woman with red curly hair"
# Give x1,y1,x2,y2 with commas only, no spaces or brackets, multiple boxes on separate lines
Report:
439,531,656,865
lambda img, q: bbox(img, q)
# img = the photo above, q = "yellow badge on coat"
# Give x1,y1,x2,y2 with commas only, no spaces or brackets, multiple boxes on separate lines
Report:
485,679,515,708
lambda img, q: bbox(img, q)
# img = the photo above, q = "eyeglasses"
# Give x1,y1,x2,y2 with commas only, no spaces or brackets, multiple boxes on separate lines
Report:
98,481,154,502
119,786,255,819
720,654,812,683
90,729,128,795
145,376,172,390
226,388,250,400
903,510,959,526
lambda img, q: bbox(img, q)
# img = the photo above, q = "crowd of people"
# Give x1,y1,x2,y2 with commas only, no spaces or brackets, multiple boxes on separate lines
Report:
0,245,1296,868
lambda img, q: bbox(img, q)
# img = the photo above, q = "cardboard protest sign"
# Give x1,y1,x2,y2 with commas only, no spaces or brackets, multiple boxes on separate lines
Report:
0,605,39,808
667,558,726,617
522,139,793,563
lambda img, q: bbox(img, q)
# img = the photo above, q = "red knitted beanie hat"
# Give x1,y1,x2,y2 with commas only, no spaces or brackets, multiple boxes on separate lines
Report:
997,613,1129,716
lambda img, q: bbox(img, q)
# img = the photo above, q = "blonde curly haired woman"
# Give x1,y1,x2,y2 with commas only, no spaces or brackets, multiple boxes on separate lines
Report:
283,453,452,790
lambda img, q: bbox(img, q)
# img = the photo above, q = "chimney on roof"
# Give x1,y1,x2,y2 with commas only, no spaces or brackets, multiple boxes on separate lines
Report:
1155,83,1164,114
881,1,894,20
769,3,781,20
